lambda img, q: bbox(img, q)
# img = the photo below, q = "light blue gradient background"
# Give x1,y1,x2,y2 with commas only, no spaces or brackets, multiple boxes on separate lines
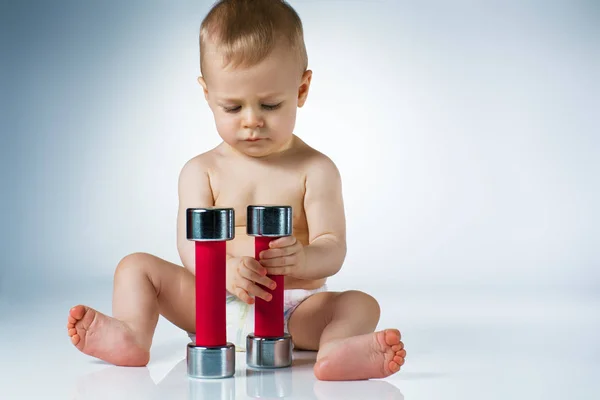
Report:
1,2,599,399
1,0,599,302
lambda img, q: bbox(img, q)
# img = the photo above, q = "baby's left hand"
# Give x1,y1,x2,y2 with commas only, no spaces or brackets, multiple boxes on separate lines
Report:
259,236,306,277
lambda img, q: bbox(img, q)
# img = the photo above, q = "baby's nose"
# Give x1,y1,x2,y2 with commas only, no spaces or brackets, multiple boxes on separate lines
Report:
242,109,264,129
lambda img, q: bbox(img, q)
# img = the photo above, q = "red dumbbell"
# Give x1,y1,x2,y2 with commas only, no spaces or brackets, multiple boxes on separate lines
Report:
186,207,236,379
246,205,293,369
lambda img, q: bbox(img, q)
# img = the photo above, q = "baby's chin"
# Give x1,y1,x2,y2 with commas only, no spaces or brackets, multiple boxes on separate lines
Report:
234,140,284,158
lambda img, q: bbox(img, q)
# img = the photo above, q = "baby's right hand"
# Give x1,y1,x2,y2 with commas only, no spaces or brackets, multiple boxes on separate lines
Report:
226,256,277,304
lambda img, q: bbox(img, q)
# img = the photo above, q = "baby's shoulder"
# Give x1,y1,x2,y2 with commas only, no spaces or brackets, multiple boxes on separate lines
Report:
180,148,220,172
293,139,341,180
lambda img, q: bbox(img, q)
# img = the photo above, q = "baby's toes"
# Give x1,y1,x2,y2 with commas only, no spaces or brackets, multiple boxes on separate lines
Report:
70,305,86,320
392,341,404,352
384,329,401,346
71,334,81,345
396,348,407,364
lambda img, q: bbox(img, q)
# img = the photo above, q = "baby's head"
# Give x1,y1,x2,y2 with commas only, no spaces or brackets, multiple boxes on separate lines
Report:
198,0,312,157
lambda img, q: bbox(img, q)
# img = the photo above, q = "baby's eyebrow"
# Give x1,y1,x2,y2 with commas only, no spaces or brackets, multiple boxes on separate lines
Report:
217,93,285,103
256,92,285,99
217,98,241,105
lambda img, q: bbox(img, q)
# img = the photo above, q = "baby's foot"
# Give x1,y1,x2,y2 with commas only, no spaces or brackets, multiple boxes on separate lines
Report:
314,329,406,381
67,305,149,366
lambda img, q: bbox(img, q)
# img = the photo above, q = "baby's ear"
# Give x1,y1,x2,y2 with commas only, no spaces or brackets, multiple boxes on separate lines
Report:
197,76,209,101
297,70,312,108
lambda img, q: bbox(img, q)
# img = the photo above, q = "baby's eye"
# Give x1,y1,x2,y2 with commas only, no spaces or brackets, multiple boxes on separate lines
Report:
262,102,282,111
223,106,241,113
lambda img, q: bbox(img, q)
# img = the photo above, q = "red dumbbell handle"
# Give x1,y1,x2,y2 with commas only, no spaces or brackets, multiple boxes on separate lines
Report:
195,240,227,347
254,236,284,337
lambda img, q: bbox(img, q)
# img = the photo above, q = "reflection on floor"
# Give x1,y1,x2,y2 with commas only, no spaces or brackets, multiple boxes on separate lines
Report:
1,283,598,399
71,351,404,400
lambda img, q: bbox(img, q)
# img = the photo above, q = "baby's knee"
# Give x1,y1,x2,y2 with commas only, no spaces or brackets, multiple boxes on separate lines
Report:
114,252,152,276
339,290,381,319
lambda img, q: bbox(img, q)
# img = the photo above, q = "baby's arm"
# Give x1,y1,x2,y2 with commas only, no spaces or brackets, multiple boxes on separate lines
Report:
299,154,347,279
176,156,215,274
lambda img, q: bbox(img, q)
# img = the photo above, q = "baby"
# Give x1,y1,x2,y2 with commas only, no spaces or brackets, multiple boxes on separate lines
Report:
67,0,405,381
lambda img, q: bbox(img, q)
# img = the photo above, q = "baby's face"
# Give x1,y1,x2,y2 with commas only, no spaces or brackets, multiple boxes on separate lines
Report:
200,44,311,157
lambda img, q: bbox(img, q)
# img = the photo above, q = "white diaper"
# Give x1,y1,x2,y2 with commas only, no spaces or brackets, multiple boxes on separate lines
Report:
188,285,328,352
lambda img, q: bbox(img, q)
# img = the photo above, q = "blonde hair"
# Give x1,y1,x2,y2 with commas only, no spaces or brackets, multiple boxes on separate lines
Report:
199,0,308,75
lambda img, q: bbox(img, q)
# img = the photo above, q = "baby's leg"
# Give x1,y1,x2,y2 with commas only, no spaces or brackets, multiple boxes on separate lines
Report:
287,290,406,381
67,252,195,366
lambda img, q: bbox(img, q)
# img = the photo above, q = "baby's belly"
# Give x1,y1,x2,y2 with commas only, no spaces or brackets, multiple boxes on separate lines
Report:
284,276,327,290
229,226,326,290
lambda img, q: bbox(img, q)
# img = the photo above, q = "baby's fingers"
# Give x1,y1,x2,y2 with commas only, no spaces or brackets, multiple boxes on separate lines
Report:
239,264,277,290
239,279,272,302
233,287,254,305
269,236,296,248
241,257,268,276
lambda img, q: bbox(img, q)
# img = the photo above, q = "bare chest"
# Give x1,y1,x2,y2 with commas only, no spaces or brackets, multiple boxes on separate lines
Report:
209,165,307,231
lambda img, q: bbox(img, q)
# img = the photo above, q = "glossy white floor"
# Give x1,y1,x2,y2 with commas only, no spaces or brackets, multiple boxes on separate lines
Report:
1,281,598,399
